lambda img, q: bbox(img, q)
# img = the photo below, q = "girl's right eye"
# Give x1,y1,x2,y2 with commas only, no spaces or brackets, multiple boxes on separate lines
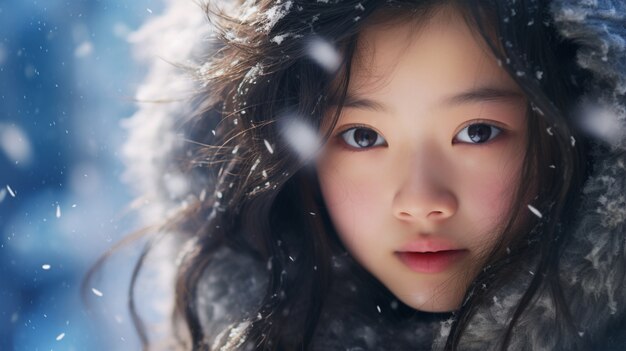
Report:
339,126,387,150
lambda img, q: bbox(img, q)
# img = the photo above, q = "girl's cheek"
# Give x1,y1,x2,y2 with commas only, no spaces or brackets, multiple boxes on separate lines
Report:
469,173,513,230
317,154,388,233
459,148,524,230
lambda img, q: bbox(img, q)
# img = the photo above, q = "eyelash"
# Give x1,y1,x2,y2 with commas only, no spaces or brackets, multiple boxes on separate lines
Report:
453,120,505,145
337,124,386,150
336,124,386,151
336,120,506,151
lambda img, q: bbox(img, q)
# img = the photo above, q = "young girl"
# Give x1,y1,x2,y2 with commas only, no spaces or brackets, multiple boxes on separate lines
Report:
119,0,626,349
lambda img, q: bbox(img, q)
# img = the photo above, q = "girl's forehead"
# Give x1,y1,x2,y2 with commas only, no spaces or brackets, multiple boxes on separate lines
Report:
350,8,516,100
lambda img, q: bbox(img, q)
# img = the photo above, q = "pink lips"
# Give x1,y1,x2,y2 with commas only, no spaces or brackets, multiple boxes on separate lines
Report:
396,238,468,274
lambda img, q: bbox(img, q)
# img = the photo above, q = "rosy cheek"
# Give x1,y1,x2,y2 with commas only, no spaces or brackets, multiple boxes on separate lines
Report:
322,176,372,223
318,161,385,240
484,186,512,232
462,161,521,234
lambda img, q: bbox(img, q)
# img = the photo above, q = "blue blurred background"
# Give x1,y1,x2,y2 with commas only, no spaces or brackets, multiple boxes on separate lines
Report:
0,1,164,349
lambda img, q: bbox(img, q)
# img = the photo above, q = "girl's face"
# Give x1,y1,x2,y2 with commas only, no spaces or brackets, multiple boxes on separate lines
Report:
316,7,528,312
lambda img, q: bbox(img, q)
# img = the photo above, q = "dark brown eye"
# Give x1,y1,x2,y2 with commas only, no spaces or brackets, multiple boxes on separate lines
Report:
456,123,502,144
340,127,386,149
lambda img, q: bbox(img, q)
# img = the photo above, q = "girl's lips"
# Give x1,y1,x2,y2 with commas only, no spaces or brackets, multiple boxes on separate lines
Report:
396,250,468,274
400,237,462,252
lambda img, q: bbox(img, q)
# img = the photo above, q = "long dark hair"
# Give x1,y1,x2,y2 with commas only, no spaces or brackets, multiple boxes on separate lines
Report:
110,0,592,350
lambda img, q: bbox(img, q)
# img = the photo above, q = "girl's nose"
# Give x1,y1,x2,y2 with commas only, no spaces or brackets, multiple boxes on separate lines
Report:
392,157,458,222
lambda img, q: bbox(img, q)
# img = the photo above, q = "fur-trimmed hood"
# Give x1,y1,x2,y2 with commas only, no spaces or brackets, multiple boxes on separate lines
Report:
123,0,626,350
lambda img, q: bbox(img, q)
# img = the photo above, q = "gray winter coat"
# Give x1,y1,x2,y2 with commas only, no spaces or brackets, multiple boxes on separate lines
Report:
123,0,626,350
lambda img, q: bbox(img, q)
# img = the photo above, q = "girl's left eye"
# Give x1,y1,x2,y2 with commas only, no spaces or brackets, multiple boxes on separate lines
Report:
454,123,502,144
339,127,387,149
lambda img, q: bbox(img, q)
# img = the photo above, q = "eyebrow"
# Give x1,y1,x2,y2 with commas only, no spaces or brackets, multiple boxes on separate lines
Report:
340,86,525,113
443,86,525,106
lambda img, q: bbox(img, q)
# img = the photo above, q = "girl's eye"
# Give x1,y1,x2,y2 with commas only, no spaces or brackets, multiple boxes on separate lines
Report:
455,123,502,144
340,127,387,149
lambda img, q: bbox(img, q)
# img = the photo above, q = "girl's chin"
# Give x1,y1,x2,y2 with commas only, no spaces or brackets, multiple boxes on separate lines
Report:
392,287,464,313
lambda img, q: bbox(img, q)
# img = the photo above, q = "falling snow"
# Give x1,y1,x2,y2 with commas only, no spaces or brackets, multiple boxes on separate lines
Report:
306,37,341,73
6,185,15,197
91,288,104,297
251,158,261,171
280,118,321,161
267,258,273,271
0,44,5,65
42,264,51,270
56,333,65,341
527,204,543,218
74,41,94,58
56,205,61,218
264,139,274,154
0,124,33,165
531,103,545,116
576,101,624,146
